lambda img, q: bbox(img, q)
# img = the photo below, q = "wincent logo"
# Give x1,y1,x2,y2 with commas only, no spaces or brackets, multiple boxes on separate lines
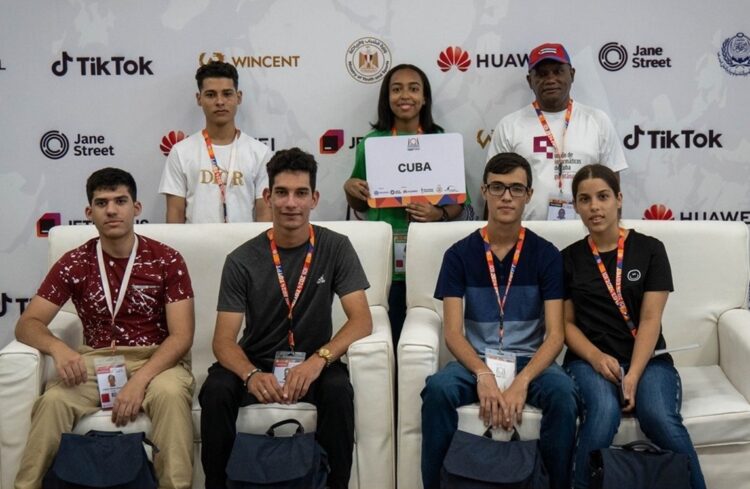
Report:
643,204,674,220
40,130,116,159
623,125,722,149
52,51,153,76
598,42,672,71
345,37,391,84
37,212,61,237
438,47,471,72
718,32,750,76
160,130,186,156
40,131,69,159
643,204,750,224
198,51,300,68
320,130,344,154
437,45,528,72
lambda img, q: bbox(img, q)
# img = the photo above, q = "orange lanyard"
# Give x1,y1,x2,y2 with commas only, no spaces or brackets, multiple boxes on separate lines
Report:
481,226,525,349
532,99,573,193
268,225,315,351
391,126,423,136
202,129,239,223
588,228,637,336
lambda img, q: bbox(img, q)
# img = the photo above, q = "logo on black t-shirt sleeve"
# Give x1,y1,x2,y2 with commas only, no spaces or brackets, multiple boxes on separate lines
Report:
627,269,642,282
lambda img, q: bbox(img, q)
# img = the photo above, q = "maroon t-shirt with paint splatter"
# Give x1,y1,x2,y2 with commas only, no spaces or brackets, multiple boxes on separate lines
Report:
37,235,193,348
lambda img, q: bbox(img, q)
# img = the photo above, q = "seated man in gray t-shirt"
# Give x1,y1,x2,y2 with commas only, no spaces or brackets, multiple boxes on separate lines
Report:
199,148,372,489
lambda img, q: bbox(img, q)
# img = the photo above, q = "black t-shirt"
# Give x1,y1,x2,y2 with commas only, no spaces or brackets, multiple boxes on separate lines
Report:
217,225,370,370
562,230,673,365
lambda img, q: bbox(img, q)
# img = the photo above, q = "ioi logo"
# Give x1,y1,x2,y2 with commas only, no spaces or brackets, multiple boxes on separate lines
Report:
40,131,69,159
160,130,186,156
438,47,471,72
599,42,628,71
51,51,154,76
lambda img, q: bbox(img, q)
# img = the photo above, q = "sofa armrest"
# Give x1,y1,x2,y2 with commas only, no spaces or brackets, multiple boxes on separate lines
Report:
396,306,442,489
718,308,750,401
347,305,395,489
0,311,82,489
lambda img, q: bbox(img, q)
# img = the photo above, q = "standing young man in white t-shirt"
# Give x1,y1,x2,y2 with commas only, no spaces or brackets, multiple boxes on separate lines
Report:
159,61,273,223
486,43,628,220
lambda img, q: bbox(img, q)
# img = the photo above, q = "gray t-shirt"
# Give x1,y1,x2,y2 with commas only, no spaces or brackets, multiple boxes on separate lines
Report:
217,225,370,370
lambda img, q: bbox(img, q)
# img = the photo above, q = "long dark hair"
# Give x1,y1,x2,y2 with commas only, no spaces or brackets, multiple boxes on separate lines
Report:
571,164,620,200
371,64,443,134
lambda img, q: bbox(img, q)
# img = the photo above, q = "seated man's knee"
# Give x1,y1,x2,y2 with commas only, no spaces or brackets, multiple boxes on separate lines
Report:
421,372,460,409
199,370,239,410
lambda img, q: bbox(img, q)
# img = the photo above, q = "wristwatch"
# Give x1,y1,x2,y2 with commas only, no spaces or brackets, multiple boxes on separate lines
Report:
316,348,333,367
439,206,449,221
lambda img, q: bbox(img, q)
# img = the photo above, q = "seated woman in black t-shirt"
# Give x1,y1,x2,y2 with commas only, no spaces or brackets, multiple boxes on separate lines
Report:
562,164,706,489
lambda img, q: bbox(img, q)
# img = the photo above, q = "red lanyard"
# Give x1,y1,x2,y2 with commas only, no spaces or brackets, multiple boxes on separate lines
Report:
588,228,637,336
269,225,315,351
532,99,573,193
481,226,525,349
202,129,239,223
391,125,423,136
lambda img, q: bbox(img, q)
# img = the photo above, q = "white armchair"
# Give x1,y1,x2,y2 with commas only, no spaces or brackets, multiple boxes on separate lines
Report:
0,221,396,489
397,220,750,489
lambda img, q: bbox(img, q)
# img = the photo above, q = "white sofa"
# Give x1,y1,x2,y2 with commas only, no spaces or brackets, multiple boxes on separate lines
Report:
397,220,750,489
0,221,395,489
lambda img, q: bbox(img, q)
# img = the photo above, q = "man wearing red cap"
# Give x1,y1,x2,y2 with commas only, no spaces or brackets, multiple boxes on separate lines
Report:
486,42,628,220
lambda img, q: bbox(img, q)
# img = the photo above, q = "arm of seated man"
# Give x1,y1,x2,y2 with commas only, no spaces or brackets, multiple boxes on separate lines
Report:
111,298,195,426
213,310,285,404
284,289,372,404
443,296,509,429
15,295,86,387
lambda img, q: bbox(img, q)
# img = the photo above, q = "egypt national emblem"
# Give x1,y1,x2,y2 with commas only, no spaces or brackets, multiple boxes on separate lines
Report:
718,32,750,76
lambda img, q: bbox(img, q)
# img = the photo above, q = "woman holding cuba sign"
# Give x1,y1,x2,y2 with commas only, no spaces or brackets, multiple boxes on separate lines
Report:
343,63,468,344
562,164,706,489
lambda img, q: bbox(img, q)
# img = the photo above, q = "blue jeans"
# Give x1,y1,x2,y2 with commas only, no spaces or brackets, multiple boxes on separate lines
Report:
421,358,580,489
566,358,706,489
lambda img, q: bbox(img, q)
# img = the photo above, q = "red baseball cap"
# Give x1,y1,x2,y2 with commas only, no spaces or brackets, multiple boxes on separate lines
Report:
528,43,571,71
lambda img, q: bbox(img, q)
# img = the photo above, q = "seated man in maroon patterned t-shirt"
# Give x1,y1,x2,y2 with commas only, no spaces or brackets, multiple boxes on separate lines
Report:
14,168,196,489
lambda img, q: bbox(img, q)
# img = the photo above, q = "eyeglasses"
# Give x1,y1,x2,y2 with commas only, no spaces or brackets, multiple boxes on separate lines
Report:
483,182,529,198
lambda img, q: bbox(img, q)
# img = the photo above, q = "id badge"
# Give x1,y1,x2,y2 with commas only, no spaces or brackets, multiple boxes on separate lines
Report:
393,231,407,274
273,351,306,386
547,195,576,221
484,348,516,391
94,355,128,410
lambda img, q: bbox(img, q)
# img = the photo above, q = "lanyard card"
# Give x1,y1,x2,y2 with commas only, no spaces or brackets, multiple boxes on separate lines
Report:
94,355,127,410
484,348,516,391
547,195,577,221
393,231,407,274
273,351,306,386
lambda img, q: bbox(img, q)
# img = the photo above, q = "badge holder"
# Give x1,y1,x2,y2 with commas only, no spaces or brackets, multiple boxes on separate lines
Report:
484,348,516,391
273,351,306,386
547,194,576,221
94,355,127,409
393,231,407,274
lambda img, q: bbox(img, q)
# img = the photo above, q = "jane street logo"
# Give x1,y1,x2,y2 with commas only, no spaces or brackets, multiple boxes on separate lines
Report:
160,130,186,156
599,42,628,71
52,51,153,76
718,32,750,76
0,58,6,71
40,131,69,159
320,129,344,154
438,46,471,72
37,212,61,237
345,37,391,84
40,130,115,159
598,42,672,71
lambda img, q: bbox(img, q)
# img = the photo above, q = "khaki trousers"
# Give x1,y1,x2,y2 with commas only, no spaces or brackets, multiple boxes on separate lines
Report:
14,346,195,489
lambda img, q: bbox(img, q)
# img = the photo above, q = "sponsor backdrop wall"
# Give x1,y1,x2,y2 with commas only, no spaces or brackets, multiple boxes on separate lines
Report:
1,0,749,348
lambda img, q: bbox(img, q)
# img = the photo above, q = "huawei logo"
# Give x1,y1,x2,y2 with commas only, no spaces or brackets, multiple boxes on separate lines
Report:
438,46,471,72
643,204,674,220
160,130,186,156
